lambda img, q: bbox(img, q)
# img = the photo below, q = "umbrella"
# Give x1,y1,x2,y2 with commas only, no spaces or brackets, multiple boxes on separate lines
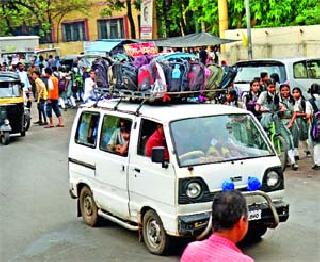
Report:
155,32,237,47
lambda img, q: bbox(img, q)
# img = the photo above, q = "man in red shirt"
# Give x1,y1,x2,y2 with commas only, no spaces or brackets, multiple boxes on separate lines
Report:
181,191,253,262
145,124,169,160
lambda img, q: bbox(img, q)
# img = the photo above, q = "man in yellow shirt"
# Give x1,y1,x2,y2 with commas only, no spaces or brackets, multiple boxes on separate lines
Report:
32,71,48,125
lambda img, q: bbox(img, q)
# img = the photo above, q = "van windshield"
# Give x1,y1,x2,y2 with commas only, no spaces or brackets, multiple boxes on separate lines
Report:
170,114,274,167
235,61,286,83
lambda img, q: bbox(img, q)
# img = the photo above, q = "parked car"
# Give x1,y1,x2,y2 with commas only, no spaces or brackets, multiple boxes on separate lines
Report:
68,99,289,255
233,57,320,98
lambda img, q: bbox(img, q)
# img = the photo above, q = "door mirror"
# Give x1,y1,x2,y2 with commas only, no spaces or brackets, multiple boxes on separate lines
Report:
151,146,165,163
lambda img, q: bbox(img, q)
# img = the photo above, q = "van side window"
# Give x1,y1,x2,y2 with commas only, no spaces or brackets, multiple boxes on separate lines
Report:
306,60,320,79
293,61,308,78
138,119,169,160
100,115,132,157
75,111,100,147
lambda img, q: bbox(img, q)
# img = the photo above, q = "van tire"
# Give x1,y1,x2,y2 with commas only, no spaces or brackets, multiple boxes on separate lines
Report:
245,225,267,242
79,186,98,227
143,210,170,255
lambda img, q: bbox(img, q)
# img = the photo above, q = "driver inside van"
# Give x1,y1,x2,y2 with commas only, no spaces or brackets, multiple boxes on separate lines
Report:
107,119,131,156
145,124,169,160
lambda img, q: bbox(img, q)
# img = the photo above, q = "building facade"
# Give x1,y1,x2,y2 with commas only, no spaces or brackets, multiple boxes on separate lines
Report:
40,0,140,56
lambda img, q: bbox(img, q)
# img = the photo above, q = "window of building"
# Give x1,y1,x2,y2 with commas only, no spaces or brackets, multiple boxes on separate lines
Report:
100,115,132,157
98,19,124,39
62,21,87,42
75,111,100,147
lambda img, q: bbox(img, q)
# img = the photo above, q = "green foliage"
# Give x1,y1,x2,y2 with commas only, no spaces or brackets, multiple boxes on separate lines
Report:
188,0,320,35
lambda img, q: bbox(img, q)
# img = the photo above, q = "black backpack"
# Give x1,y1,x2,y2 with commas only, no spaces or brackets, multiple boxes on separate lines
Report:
91,58,109,88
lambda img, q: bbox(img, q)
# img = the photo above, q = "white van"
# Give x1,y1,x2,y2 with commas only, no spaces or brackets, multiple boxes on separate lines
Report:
68,100,289,255
234,57,320,97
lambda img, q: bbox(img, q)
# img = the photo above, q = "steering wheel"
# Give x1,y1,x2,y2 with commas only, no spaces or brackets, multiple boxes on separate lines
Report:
179,151,205,162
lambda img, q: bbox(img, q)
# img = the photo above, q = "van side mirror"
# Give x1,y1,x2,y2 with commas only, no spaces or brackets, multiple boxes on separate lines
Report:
151,146,169,168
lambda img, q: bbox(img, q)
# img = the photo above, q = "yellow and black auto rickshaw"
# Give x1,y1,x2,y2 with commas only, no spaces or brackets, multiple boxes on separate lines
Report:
0,72,29,145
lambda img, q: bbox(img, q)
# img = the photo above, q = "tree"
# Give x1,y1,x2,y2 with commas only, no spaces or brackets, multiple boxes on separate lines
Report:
0,0,90,41
188,0,320,35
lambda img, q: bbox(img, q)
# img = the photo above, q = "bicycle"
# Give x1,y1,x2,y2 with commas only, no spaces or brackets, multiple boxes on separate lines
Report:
267,117,288,171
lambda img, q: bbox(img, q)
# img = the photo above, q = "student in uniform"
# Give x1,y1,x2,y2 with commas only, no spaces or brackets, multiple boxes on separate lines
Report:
256,79,298,170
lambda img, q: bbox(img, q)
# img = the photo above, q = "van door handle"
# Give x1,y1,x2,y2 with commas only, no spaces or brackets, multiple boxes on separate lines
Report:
134,168,140,173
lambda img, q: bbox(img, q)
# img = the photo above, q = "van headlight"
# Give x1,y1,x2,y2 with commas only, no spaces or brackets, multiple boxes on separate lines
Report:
186,182,202,199
266,171,279,187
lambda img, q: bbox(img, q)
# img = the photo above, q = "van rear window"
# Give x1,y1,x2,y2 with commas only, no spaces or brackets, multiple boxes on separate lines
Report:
235,61,286,83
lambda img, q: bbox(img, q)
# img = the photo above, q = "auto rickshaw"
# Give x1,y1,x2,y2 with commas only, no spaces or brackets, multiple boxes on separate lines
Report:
0,72,28,145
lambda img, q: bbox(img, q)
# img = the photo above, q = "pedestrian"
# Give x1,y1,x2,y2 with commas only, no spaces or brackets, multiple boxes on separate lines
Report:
256,79,298,170
225,89,238,107
32,70,48,125
181,191,253,262
279,83,300,162
44,68,64,128
83,70,97,103
306,83,320,170
291,87,310,157
199,47,208,65
16,62,32,105
242,78,262,120
260,72,269,92
48,55,54,69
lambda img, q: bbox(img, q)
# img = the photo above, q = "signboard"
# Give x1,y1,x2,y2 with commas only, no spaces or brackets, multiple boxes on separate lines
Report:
123,42,157,57
140,0,153,39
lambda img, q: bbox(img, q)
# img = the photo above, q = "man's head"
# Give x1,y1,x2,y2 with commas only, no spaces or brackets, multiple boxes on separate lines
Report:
32,70,41,80
17,62,24,72
309,83,320,95
89,70,96,79
156,124,164,136
212,191,248,242
44,67,52,77
260,72,268,83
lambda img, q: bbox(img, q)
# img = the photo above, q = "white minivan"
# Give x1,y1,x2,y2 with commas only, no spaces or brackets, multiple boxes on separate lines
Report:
234,57,320,97
68,99,289,255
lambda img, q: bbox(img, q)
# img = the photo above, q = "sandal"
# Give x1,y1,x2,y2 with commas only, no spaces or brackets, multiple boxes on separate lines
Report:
56,124,65,127
44,125,54,128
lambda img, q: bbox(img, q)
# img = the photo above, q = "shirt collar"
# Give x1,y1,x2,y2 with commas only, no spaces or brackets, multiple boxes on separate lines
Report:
209,234,242,252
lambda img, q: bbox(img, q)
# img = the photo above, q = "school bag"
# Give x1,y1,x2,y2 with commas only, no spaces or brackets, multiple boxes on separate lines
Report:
161,60,188,92
122,63,138,91
205,65,223,91
91,58,109,88
138,65,154,91
187,61,205,91
58,75,67,93
309,99,320,142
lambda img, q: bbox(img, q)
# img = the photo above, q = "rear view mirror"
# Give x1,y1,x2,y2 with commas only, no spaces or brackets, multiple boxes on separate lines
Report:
151,146,165,163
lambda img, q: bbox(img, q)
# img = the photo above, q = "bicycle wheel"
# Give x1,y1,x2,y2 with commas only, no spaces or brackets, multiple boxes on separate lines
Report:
273,135,288,171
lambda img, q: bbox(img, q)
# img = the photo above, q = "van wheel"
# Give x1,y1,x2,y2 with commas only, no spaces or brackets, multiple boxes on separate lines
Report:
1,132,10,145
245,225,267,242
143,210,170,255
79,186,98,226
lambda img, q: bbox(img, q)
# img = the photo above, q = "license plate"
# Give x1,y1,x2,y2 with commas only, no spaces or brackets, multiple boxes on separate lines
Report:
248,209,262,221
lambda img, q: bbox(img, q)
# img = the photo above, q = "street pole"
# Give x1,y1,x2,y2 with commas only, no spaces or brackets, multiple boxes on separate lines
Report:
245,0,253,59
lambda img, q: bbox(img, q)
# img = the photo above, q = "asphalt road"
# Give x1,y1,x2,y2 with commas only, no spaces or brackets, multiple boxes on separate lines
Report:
0,107,319,262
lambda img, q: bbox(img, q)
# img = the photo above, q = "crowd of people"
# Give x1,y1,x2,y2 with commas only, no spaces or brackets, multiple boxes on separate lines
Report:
223,72,320,171
1,55,99,128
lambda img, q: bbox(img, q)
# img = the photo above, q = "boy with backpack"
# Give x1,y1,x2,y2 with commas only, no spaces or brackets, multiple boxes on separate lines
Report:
306,83,320,170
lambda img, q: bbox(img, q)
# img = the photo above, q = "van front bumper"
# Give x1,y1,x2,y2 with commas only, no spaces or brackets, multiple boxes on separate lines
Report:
178,201,289,236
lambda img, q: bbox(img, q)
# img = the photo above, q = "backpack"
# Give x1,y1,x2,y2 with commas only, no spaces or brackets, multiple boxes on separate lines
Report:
58,75,67,93
122,63,138,91
205,65,223,91
161,60,188,92
91,58,109,88
138,65,154,91
187,61,205,91
112,62,123,89
309,99,320,142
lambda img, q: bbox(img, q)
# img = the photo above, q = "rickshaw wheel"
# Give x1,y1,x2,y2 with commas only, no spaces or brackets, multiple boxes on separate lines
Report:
1,132,10,145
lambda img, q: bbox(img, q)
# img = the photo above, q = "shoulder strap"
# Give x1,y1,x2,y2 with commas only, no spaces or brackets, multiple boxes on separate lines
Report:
309,99,319,112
